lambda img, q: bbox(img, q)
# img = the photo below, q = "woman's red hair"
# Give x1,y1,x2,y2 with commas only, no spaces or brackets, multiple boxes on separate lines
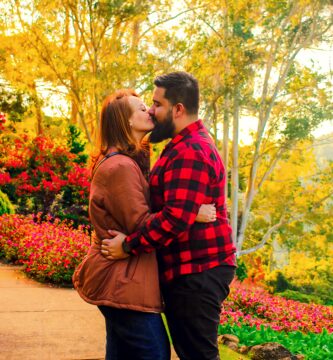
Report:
91,89,150,178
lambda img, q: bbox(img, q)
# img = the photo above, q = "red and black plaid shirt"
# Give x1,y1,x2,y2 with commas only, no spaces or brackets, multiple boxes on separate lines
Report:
125,120,236,282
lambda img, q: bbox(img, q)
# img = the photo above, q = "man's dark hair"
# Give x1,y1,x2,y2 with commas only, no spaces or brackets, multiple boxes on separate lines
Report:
154,71,199,115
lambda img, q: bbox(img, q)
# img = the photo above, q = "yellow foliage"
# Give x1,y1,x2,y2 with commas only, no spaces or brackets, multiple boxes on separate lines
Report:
283,252,332,290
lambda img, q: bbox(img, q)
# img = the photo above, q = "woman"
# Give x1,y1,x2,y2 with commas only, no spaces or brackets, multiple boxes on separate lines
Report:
73,89,216,360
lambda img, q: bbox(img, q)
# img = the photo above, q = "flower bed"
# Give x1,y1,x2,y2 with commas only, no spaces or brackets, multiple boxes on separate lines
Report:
0,214,89,283
221,280,333,334
1,213,332,339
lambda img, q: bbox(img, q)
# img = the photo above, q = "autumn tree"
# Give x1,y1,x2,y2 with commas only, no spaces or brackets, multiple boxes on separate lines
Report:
1,0,332,257
0,0,178,142
250,140,333,302
178,0,333,253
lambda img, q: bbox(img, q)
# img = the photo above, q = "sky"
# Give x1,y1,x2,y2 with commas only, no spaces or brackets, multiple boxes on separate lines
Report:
298,47,333,138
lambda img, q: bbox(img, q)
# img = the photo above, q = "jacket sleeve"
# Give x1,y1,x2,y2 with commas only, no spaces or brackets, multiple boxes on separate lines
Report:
103,160,154,235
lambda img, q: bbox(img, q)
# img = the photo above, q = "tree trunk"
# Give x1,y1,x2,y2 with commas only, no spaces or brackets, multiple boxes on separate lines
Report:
212,100,219,147
78,109,92,144
70,98,78,124
223,4,230,201
222,94,230,200
31,82,43,135
128,0,141,88
231,86,239,248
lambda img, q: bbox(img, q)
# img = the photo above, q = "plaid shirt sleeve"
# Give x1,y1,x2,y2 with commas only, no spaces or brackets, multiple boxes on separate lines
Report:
124,148,210,254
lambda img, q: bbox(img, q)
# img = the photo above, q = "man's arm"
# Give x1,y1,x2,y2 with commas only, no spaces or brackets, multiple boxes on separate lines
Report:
102,196,217,259
121,148,210,255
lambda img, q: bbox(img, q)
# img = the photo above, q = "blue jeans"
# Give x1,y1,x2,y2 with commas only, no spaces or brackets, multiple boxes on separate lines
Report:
98,306,170,360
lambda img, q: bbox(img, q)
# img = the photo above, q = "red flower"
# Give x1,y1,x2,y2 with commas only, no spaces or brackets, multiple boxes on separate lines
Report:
17,183,41,193
0,113,6,131
5,159,25,169
17,171,30,181
0,172,11,185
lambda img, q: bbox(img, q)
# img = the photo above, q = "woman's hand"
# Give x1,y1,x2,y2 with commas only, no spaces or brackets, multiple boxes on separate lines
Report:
195,204,216,223
101,230,129,260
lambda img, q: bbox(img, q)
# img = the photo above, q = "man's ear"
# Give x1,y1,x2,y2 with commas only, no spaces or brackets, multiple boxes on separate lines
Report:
173,103,185,118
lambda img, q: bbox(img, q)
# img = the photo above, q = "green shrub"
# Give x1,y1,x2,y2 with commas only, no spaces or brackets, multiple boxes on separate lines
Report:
266,270,333,305
266,270,293,293
277,289,323,304
0,190,14,215
219,324,333,360
236,258,248,282
67,124,88,165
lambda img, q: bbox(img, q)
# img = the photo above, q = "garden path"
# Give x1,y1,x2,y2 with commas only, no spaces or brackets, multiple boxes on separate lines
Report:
0,263,179,360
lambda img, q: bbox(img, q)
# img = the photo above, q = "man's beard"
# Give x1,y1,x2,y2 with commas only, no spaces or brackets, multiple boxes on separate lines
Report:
149,109,175,144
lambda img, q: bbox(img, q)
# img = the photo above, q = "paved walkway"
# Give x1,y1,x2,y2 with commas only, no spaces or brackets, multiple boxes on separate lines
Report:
0,262,179,360
0,262,105,360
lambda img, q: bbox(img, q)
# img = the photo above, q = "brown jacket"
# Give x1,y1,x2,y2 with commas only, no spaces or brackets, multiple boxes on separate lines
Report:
72,153,162,313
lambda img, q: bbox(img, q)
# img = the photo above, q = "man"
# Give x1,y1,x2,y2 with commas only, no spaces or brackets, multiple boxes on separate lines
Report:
102,72,236,360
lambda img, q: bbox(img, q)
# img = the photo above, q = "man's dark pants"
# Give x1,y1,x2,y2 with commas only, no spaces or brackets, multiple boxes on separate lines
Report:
161,265,235,360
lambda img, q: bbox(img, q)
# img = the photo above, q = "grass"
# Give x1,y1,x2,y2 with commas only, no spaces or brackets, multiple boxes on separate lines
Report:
219,344,250,359
163,315,250,360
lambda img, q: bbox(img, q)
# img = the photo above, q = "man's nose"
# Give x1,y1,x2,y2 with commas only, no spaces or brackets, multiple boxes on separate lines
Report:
148,107,154,115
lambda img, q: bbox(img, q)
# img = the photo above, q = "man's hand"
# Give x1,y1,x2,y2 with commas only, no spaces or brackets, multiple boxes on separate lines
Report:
101,230,129,260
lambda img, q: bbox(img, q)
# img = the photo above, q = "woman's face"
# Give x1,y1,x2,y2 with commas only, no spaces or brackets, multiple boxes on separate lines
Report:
128,96,154,137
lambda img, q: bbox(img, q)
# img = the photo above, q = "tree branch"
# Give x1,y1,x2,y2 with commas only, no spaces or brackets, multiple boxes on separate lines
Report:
139,6,205,39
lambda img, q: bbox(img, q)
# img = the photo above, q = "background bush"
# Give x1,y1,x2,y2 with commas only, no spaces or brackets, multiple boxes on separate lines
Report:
0,124,90,226
265,268,333,305
277,289,324,305
235,258,248,282
0,189,14,216
265,270,294,293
